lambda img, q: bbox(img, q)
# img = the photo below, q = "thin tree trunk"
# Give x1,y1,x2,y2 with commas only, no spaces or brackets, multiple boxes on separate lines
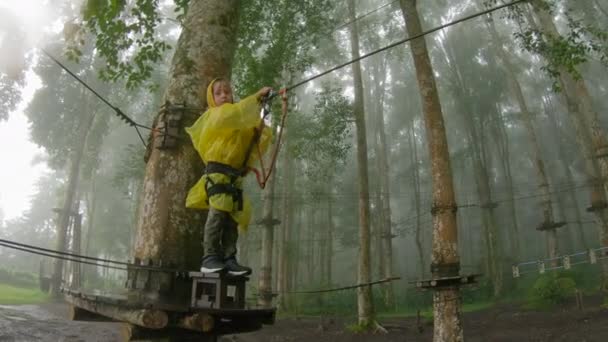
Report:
348,0,374,326
51,98,95,297
409,124,425,277
371,56,395,309
277,144,294,311
543,97,589,249
493,104,522,261
400,0,463,340
132,1,239,301
258,168,277,308
326,197,334,287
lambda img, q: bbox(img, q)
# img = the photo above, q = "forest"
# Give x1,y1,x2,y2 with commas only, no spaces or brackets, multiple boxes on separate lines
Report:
0,0,607,341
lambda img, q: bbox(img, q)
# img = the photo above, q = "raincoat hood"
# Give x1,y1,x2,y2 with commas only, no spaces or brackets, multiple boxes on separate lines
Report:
206,78,220,108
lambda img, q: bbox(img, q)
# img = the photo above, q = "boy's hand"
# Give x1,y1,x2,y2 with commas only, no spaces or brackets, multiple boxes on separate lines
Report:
256,87,273,99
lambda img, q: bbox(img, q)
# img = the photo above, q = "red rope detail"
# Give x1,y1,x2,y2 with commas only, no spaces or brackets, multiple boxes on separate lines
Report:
254,88,289,189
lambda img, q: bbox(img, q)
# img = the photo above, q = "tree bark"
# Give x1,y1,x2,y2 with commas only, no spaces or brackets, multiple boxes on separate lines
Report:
409,124,426,277
400,0,463,340
132,1,239,301
348,0,374,326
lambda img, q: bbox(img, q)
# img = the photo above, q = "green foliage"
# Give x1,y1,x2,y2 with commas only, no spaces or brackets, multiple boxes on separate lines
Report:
74,0,172,89
498,0,608,90
529,273,576,307
233,0,334,95
0,268,38,288
290,84,352,181
0,283,49,305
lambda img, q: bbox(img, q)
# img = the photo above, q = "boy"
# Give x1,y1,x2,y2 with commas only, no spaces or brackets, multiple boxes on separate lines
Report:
185,78,273,276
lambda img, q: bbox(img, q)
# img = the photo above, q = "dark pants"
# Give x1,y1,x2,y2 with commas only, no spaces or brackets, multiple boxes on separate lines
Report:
204,207,238,258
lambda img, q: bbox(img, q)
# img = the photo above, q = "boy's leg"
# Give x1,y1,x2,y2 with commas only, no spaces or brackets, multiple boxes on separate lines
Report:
201,207,228,273
221,216,238,258
222,217,252,276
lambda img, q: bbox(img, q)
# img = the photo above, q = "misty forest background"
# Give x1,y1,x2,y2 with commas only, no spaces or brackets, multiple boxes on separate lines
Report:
1,0,607,316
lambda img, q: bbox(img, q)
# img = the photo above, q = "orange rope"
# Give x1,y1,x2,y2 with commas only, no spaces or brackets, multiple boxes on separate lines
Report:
253,88,288,189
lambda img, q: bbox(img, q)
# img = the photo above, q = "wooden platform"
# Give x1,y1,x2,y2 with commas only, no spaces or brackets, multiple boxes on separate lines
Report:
61,287,275,340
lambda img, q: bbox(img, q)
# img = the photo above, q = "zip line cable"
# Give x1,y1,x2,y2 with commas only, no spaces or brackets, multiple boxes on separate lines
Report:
333,0,400,32
285,0,528,91
0,241,128,272
0,238,185,273
41,49,149,147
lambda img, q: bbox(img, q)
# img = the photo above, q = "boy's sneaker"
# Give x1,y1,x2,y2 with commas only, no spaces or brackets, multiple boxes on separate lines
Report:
225,257,252,276
200,255,226,273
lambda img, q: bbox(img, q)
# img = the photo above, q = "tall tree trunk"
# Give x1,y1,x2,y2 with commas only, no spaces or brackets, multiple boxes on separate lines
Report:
488,17,559,260
277,143,294,311
326,196,334,287
132,1,239,302
400,0,463,340
492,104,521,261
530,1,608,289
409,124,425,277
258,170,277,308
543,97,589,249
371,56,395,309
51,99,95,297
348,0,374,326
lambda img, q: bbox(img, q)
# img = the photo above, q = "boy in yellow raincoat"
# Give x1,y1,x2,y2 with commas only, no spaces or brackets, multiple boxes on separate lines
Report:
186,78,273,275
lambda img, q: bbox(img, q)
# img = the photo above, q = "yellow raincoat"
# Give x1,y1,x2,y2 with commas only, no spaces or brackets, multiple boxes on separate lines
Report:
185,79,272,232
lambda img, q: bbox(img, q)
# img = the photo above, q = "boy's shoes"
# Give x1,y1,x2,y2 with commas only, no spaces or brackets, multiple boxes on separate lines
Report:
225,257,252,276
200,255,226,273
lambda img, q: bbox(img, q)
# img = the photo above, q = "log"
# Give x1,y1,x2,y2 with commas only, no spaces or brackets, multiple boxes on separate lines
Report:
68,305,114,322
177,312,215,332
65,294,168,329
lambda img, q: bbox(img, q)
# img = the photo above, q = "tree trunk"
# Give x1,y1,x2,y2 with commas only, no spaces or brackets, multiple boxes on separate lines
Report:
326,196,334,287
409,124,425,277
277,146,294,311
492,103,521,261
543,96,589,249
400,0,463,340
51,97,95,297
258,169,277,308
132,1,239,302
348,0,374,326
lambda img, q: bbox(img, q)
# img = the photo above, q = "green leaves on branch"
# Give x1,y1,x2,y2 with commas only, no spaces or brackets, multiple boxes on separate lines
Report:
291,84,352,181
73,0,174,89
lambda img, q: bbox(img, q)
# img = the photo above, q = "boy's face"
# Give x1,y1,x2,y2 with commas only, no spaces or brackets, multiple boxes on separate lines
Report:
212,81,234,107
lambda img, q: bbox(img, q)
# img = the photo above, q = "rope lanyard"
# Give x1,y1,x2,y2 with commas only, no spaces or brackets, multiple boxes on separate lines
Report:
249,88,289,189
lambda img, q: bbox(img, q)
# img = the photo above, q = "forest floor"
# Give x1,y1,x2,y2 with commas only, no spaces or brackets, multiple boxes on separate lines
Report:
0,297,607,341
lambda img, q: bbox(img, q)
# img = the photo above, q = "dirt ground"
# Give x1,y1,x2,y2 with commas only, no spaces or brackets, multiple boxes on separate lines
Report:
0,300,607,342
